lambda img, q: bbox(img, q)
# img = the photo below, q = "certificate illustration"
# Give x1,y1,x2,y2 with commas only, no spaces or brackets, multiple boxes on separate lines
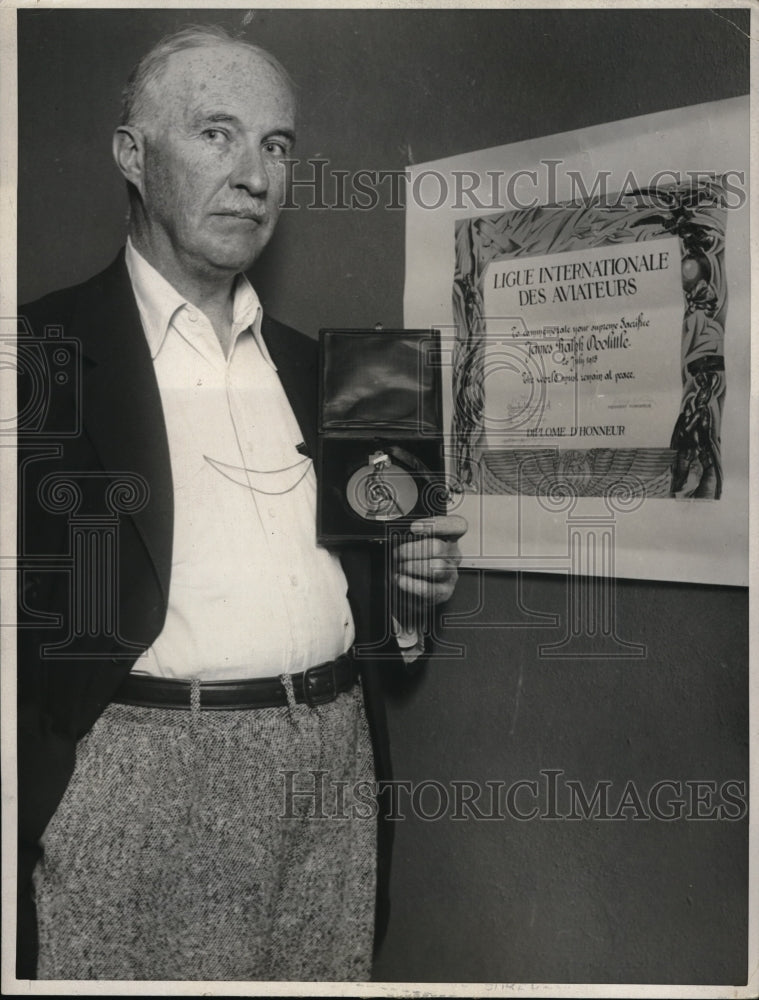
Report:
451,181,728,503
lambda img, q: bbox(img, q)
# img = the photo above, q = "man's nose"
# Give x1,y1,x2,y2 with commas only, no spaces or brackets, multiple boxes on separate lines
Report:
229,142,270,197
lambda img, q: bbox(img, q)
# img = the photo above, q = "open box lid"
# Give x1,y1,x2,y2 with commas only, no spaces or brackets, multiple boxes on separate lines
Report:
318,328,443,435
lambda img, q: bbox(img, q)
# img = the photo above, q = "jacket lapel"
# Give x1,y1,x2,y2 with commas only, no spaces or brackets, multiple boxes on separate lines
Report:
74,251,174,606
261,314,319,461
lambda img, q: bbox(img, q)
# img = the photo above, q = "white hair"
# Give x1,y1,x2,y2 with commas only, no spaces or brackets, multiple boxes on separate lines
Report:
120,23,295,126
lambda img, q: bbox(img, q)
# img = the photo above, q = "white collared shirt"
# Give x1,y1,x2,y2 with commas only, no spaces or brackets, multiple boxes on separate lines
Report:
125,240,355,679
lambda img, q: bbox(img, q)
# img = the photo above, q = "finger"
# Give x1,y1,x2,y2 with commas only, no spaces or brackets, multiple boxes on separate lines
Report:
394,558,457,582
395,544,463,571
395,537,452,562
409,515,468,540
396,573,457,605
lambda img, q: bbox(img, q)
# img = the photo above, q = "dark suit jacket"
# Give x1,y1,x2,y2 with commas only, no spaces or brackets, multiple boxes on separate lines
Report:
17,250,404,977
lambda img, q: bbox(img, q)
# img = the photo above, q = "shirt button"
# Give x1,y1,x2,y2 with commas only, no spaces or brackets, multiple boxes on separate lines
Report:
187,309,198,322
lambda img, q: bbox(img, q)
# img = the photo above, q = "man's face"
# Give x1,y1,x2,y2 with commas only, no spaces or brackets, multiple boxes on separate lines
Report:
136,44,295,282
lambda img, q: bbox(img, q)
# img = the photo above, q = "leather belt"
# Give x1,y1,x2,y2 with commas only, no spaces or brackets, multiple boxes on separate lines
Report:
113,652,358,711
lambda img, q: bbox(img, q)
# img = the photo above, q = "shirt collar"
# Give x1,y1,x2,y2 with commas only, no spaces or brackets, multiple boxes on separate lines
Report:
124,238,276,369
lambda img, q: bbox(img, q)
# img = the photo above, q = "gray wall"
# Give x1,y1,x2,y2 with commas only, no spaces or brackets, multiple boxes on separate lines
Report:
18,7,749,985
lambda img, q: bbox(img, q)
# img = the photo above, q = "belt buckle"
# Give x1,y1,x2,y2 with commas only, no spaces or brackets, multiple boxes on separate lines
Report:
303,660,337,708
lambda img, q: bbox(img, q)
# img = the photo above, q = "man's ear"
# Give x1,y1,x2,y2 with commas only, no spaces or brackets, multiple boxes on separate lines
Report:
112,126,146,194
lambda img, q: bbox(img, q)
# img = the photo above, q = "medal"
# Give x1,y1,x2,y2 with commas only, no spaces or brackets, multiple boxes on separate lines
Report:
346,450,419,521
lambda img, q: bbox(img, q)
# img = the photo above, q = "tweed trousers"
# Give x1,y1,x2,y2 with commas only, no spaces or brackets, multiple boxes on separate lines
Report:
33,680,376,982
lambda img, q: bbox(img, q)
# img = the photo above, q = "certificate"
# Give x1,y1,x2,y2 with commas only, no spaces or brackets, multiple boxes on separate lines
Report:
404,98,749,584
452,184,727,504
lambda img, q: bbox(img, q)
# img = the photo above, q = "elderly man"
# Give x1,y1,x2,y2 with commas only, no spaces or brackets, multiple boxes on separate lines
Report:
17,25,465,982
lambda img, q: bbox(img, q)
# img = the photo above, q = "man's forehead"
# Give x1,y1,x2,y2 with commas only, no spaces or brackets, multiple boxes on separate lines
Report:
151,43,294,117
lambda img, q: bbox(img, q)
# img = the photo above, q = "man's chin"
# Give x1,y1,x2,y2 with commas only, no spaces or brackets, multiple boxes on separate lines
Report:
205,240,271,276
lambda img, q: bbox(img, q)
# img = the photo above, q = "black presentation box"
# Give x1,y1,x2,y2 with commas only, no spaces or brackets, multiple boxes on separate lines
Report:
317,328,446,544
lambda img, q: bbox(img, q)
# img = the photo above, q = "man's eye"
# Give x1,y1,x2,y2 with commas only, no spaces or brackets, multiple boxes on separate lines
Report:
264,140,289,156
203,128,228,143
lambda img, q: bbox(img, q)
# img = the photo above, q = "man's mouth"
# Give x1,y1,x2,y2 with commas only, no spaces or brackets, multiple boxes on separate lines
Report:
216,209,266,220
